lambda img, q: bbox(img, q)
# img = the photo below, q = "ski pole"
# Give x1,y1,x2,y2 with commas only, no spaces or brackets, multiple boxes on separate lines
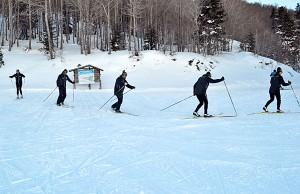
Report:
160,95,194,111
110,89,132,102
98,85,125,111
290,84,300,108
223,80,237,116
43,86,57,102
73,85,75,102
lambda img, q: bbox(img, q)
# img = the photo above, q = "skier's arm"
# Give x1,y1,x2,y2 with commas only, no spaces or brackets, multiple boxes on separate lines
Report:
208,77,224,83
9,74,16,78
66,75,75,84
126,83,135,89
279,76,290,86
21,73,25,78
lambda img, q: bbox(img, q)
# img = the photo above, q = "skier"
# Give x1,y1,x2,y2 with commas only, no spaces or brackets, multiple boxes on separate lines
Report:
270,69,276,76
263,67,291,113
193,72,224,117
9,69,25,99
56,69,75,106
111,70,135,113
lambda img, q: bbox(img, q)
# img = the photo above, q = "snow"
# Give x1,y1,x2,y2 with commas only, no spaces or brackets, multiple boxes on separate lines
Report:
1,40,300,193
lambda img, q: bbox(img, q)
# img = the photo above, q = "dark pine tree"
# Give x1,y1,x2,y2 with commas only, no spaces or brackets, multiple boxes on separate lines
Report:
196,0,226,55
111,24,125,51
41,14,55,53
0,48,4,67
144,25,158,50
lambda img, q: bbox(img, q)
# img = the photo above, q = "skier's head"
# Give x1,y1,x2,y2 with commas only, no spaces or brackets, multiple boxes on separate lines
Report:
277,67,283,74
121,70,127,78
63,69,68,74
205,72,211,78
16,69,19,73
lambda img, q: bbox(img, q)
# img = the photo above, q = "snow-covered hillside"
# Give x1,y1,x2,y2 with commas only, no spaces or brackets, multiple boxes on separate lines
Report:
0,41,300,194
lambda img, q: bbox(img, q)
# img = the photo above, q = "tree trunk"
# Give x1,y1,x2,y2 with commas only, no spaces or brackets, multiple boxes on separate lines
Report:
8,0,13,51
1,0,5,46
60,0,64,49
28,0,32,49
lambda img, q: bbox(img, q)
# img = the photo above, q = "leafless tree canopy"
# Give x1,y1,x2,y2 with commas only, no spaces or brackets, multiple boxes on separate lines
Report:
0,0,299,70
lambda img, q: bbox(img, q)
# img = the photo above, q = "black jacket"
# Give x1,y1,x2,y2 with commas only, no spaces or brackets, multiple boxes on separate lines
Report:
9,73,25,86
114,76,134,96
56,73,74,88
194,75,223,95
269,73,290,93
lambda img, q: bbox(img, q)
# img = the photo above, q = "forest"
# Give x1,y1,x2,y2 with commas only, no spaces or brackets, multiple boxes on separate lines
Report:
0,0,299,71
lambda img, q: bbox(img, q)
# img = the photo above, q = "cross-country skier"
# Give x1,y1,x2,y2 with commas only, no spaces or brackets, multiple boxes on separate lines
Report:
9,69,25,99
111,70,135,113
193,72,224,117
263,67,291,113
56,69,75,106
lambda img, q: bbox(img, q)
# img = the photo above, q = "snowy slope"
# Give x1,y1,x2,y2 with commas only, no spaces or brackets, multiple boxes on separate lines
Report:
0,41,300,194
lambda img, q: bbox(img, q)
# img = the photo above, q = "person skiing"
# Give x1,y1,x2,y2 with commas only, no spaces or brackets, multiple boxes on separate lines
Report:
193,72,224,117
9,69,25,99
111,70,135,113
56,69,75,106
263,67,291,113
270,69,276,76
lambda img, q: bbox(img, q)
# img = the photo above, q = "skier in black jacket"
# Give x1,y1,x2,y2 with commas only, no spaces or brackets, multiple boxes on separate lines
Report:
193,72,224,117
263,67,291,113
56,69,75,106
9,69,25,99
111,70,135,113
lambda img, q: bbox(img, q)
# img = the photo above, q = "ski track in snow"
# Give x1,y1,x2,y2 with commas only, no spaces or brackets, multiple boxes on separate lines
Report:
1,45,300,193
0,87,300,193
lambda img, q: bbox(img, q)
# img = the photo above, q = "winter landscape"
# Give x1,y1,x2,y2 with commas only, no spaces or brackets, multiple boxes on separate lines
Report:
0,40,299,194
1,0,300,193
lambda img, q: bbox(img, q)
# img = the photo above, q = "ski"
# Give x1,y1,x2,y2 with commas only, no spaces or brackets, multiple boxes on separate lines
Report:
114,111,139,116
248,110,300,115
248,110,291,115
61,105,74,108
184,113,235,119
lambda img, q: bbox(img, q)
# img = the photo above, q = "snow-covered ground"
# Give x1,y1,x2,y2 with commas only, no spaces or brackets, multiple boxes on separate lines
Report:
0,41,300,194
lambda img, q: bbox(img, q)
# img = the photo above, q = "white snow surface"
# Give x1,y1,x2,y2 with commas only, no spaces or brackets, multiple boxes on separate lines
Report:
1,41,300,194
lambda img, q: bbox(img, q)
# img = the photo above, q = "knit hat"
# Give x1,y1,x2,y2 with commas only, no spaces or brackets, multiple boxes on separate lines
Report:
277,67,282,73
122,70,127,76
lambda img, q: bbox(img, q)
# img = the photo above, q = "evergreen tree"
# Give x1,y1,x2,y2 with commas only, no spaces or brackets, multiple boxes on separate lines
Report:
196,0,226,55
294,3,300,65
0,48,4,67
144,25,158,50
41,14,55,53
111,24,125,51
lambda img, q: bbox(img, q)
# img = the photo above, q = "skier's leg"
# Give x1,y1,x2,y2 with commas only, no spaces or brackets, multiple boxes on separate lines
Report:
19,86,23,95
16,85,20,96
265,93,275,108
62,87,67,103
275,92,281,110
115,95,123,111
194,94,204,112
203,94,209,114
57,87,63,104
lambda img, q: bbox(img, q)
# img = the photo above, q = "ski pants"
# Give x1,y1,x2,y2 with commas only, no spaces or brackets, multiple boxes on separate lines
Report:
112,95,123,111
265,92,281,110
195,94,208,114
16,85,22,96
57,86,67,104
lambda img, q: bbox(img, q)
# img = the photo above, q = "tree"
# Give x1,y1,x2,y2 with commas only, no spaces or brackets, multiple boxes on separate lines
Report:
144,25,158,50
196,0,226,55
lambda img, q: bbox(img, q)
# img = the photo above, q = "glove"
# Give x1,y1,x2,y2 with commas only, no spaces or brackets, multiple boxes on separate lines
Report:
221,76,225,81
131,86,135,89
288,80,292,85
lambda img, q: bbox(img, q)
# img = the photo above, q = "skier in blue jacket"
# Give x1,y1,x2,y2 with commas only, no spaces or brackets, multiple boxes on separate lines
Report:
193,72,224,117
263,67,291,113
111,70,135,113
